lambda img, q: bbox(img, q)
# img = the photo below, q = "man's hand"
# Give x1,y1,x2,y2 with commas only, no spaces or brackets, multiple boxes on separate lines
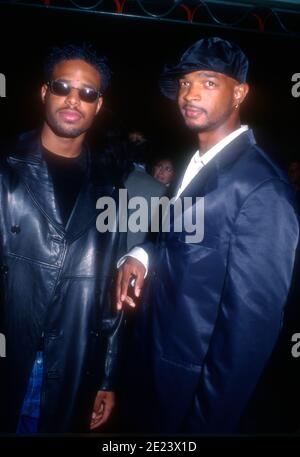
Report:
89,390,115,430
116,257,146,310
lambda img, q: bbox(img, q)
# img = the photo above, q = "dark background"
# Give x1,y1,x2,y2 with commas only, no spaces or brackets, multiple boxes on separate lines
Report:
0,1,300,440
0,3,299,167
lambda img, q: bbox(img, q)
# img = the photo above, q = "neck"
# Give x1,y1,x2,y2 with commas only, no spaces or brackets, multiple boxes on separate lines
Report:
41,123,84,158
197,119,241,156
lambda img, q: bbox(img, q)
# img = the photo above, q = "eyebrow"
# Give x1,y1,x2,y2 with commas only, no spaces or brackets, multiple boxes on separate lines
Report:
55,78,98,89
180,72,221,80
199,72,220,78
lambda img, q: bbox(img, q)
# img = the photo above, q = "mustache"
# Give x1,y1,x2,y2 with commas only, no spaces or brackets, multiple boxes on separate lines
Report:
57,107,84,118
182,104,207,114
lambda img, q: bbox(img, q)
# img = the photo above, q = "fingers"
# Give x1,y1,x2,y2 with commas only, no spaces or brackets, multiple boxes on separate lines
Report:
90,403,104,430
115,262,132,309
90,415,103,430
115,268,124,309
94,399,113,428
89,392,104,430
123,295,136,308
89,391,115,431
116,258,146,310
134,269,145,298
120,265,132,303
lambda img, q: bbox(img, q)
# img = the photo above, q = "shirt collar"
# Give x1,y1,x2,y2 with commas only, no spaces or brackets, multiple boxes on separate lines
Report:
194,125,249,167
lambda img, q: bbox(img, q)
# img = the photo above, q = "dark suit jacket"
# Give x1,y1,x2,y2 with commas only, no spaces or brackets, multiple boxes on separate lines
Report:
124,129,299,434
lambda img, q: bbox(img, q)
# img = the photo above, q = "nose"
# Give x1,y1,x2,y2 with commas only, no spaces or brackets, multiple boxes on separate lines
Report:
183,83,201,102
64,87,80,107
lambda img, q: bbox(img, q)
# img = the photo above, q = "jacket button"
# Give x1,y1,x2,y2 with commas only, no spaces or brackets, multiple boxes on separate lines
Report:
11,225,21,234
0,265,8,275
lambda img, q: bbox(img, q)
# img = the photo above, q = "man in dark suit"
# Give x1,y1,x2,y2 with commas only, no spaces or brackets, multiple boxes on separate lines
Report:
116,37,299,433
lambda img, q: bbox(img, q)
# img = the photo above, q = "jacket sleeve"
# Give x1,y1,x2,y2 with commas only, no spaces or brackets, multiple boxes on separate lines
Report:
98,186,128,392
98,308,125,391
98,186,158,390
187,179,299,433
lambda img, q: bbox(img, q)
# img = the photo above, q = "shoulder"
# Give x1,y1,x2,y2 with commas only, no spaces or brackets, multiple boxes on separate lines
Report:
0,129,40,161
217,134,298,220
229,141,293,198
235,147,299,223
0,133,21,174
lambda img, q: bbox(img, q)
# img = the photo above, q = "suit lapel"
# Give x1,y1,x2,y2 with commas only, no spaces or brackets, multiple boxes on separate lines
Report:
216,128,256,171
168,154,192,199
177,129,257,200
179,159,218,200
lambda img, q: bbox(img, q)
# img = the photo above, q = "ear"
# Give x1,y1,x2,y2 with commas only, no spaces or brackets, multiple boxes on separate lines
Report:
233,83,249,107
41,84,48,104
95,96,103,115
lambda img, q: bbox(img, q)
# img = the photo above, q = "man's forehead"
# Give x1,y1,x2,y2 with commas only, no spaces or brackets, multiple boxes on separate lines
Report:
179,70,236,82
52,59,100,84
181,69,226,78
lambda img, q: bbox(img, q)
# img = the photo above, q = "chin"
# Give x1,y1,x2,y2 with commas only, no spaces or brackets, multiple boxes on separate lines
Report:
58,129,81,138
183,118,202,130
53,123,85,139
186,122,207,133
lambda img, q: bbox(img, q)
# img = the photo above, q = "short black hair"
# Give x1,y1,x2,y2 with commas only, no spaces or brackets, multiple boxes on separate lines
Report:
43,43,111,92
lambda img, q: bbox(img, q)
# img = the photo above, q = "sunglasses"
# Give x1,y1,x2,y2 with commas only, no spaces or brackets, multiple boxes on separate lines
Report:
47,80,102,103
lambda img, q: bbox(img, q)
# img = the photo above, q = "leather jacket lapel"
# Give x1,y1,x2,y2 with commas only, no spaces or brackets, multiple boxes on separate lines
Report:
7,131,64,232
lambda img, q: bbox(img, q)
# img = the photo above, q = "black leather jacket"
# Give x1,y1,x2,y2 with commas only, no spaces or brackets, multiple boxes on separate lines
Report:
0,131,125,432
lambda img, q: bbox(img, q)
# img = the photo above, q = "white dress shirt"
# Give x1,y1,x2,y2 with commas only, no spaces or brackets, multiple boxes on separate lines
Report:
118,125,249,273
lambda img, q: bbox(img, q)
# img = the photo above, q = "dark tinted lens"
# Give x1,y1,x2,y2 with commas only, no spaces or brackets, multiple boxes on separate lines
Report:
48,81,100,103
50,80,70,96
78,87,99,103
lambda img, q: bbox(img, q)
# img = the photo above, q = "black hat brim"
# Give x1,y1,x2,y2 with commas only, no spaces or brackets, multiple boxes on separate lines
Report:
160,62,242,100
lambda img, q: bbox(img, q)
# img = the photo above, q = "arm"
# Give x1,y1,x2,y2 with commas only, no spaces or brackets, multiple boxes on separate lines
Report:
187,180,299,433
90,189,127,430
90,307,123,430
90,275,125,430
90,183,155,428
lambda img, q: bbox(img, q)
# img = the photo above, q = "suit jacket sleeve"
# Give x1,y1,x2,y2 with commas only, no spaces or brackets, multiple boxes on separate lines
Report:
188,179,299,433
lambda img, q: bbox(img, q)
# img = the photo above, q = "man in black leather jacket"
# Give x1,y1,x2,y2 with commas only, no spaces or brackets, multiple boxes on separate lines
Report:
0,44,125,433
